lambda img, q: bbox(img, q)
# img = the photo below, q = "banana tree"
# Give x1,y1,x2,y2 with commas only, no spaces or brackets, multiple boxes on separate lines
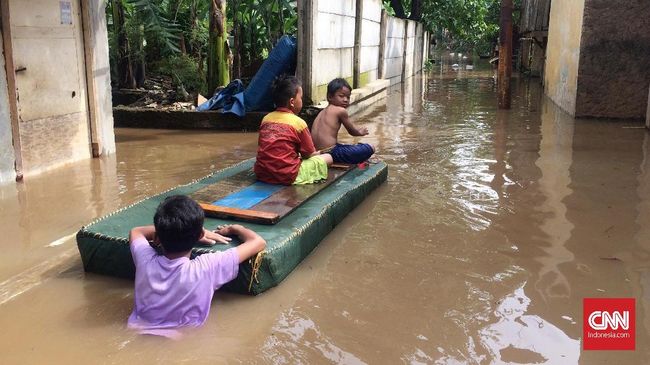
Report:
207,0,229,94
228,0,297,79
107,0,180,88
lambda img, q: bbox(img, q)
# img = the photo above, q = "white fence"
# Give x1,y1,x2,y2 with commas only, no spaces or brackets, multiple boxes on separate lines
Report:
298,0,429,103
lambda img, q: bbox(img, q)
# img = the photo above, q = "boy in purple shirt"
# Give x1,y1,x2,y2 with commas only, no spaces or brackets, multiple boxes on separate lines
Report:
128,195,266,338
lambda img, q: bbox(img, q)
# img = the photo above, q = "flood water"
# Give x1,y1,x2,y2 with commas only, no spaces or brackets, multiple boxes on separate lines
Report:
1,65,649,364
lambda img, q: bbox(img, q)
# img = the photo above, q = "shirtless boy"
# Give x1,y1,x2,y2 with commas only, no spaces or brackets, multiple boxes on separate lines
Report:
311,78,375,164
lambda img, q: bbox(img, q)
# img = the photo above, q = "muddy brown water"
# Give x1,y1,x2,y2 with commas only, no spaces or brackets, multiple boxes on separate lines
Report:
1,67,649,364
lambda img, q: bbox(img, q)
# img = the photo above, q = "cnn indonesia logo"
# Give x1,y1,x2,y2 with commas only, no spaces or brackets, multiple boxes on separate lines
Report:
583,298,635,350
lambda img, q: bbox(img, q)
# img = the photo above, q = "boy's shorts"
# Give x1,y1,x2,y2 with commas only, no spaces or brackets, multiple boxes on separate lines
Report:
293,156,328,185
330,143,374,164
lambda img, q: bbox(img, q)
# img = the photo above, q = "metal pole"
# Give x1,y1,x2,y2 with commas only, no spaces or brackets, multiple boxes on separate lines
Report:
497,0,513,109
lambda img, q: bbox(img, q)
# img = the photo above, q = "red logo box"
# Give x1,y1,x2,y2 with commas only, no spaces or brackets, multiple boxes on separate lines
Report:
583,298,635,350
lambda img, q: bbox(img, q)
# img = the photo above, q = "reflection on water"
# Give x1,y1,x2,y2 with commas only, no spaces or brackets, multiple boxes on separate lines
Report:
1,65,649,364
261,308,366,365
534,98,575,301
479,285,580,363
629,131,650,345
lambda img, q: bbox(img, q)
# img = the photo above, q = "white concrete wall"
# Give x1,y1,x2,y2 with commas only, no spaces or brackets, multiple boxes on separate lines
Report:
360,0,382,85
0,0,114,181
87,0,115,155
10,0,91,176
383,16,405,85
422,30,431,69
306,0,428,101
403,20,416,80
0,34,16,183
312,0,355,101
380,16,423,85
414,23,424,74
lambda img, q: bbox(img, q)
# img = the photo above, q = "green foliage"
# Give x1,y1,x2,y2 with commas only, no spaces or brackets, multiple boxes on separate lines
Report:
106,0,297,89
382,1,396,16
229,0,297,71
129,0,181,54
156,54,206,93
424,59,434,72
383,0,522,55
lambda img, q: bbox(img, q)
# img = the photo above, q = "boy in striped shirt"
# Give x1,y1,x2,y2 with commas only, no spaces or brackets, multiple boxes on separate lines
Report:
254,75,333,185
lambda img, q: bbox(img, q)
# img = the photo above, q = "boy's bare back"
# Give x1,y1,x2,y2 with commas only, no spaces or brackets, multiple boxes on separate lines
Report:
312,105,347,150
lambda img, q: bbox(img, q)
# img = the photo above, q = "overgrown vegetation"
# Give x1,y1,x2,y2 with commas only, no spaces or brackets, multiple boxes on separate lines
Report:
107,0,297,98
109,0,517,100
384,0,520,56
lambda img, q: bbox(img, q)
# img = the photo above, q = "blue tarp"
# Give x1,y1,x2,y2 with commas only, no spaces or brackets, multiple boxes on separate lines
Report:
197,35,297,117
211,181,284,209
243,35,297,112
196,79,245,115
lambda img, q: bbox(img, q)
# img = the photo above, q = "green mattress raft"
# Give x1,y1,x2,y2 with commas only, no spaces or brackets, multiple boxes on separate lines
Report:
76,158,388,295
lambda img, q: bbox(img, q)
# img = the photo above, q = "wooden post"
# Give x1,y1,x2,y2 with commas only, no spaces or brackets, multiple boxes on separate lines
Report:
297,0,314,105
1,0,23,180
353,0,362,89
497,0,513,109
378,9,387,79
79,0,101,157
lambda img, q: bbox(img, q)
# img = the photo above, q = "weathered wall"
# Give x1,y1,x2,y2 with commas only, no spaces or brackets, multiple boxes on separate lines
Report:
403,20,415,79
414,23,424,74
544,0,585,115
359,0,381,87
0,33,16,183
520,0,550,76
10,0,91,175
0,0,114,181
87,0,115,155
521,38,546,77
647,84,650,128
521,0,551,32
303,0,428,103
312,0,355,102
381,16,424,86
574,0,650,119
382,16,405,85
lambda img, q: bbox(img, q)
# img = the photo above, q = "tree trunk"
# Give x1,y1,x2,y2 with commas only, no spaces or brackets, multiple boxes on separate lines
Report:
278,0,284,37
189,0,198,56
207,0,230,94
389,0,406,18
135,25,146,87
409,0,422,21
232,0,241,79
188,1,204,83
112,0,136,89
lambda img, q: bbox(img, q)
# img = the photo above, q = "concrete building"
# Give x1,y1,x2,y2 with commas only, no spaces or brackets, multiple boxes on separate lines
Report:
544,0,650,119
0,0,114,183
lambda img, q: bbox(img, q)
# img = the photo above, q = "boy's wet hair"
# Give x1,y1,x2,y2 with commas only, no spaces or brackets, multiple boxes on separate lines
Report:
272,75,301,108
327,78,352,98
154,195,204,253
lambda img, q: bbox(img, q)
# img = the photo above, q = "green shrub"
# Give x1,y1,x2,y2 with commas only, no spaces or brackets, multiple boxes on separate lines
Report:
424,59,434,72
156,54,206,94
